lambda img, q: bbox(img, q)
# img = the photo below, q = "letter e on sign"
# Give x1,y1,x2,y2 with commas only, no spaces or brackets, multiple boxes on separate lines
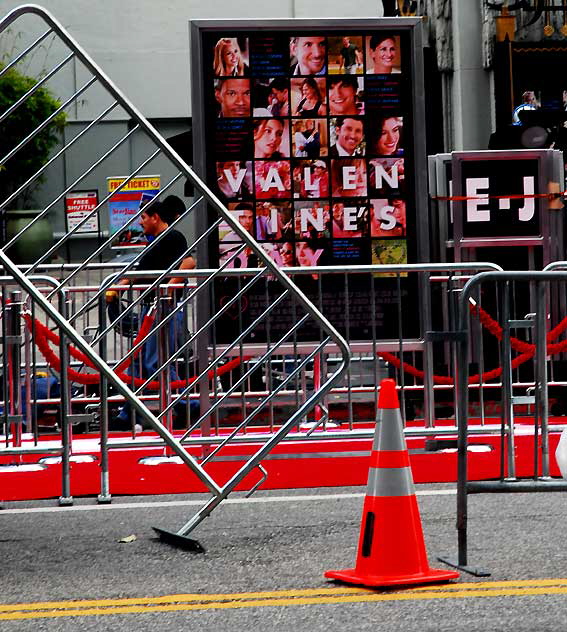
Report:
466,177,490,222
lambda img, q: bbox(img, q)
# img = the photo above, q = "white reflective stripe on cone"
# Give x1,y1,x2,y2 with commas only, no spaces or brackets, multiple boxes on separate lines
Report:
366,466,415,498
376,408,406,452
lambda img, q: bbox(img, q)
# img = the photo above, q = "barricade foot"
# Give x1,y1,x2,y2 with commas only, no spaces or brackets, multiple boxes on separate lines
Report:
97,493,112,504
59,496,73,506
152,527,205,552
436,556,491,577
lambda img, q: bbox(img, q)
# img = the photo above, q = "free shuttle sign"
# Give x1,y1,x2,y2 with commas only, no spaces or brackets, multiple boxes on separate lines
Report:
64,190,99,234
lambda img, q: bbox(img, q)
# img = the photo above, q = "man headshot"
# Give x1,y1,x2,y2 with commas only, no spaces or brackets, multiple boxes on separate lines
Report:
330,117,364,156
328,75,360,116
290,36,327,75
339,37,362,74
268,77,290,117
215,78,251,117
216,161,252,199
221,203,254,242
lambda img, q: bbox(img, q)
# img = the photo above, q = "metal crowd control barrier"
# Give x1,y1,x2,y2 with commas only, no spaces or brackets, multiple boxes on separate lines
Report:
0,263,505,484
440,270,567,576
0,5,352,544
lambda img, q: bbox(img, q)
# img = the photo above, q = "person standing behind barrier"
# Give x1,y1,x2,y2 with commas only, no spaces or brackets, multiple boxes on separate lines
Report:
105,196,195,428
512,90,538,125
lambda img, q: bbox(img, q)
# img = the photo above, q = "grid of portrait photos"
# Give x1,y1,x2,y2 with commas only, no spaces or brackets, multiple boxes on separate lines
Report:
205,32,411,272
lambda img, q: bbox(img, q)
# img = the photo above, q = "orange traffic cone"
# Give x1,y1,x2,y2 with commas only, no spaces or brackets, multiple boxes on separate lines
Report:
325,378,459,587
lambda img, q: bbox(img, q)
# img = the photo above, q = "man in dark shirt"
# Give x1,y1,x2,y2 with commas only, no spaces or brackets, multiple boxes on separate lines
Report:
106,196,194,303
106,196,195,428
137,213,187,271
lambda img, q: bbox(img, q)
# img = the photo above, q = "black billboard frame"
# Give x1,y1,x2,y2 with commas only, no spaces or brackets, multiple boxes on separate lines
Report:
189,17,429,350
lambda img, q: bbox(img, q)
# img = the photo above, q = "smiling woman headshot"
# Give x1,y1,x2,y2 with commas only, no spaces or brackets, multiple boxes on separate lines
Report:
367,34,401,74
213,38,249,76
371,116,403,156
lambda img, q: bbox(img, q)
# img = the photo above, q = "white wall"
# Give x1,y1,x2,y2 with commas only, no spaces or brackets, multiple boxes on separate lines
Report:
0,0,384,119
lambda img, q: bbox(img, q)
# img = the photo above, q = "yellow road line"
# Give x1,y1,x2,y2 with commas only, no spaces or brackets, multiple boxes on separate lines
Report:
2,580,567,621
0,587,372,612
411,578,567,590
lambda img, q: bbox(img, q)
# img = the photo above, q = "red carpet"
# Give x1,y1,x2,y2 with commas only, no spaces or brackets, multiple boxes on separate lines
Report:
0,418,564,501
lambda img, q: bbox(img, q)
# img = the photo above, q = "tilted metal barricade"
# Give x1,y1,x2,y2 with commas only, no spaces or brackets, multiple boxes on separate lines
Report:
0,4,353,544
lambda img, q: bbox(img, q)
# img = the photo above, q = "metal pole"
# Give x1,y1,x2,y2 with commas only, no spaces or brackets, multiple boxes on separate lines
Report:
58,292,73,505
500,282,516,480
158,294,173,440
535,280,550,478
7,291,22,448
97,292,111,503
421,271,435,427
455,288,469,568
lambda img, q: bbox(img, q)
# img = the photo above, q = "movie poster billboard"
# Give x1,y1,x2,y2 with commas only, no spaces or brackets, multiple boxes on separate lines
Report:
107,176,160,246
191,21,426,342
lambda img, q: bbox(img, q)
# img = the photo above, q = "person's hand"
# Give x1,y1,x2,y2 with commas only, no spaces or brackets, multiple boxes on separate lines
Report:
105,289,119,303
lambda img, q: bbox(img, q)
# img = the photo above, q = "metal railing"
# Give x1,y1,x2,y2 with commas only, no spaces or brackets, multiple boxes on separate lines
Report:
440,270,567,577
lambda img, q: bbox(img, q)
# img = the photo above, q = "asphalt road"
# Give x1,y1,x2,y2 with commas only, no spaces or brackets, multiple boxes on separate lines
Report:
0,484,566,631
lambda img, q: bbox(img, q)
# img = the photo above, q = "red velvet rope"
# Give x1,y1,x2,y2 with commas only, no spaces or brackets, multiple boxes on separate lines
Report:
23,313,247,389
25,302,567,390
23,312,155,374
469,304,567,353
378,349,535,386
379,303,567,385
